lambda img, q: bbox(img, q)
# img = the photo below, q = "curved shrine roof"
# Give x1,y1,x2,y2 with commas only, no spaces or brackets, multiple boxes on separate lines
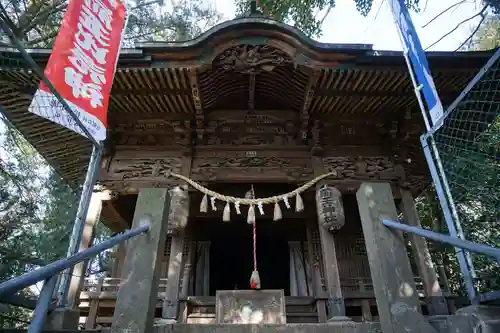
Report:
0,17,496,187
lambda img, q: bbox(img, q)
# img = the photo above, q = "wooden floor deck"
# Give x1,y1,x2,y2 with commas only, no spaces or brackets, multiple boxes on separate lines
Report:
78,277,456,328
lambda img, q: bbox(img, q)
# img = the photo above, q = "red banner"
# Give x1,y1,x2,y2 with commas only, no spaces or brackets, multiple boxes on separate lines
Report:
29,0,126,142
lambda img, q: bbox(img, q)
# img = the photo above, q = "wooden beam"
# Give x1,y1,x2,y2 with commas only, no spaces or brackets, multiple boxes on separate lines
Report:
315,88,458,99
102,200,129,231
299,70,320,142
112,87,191,96
188,68,204,140
248,73,256,111
0,83,191,96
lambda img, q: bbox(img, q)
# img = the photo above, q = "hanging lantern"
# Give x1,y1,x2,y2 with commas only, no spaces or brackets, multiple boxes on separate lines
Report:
315,183,345,232
168,186,190,233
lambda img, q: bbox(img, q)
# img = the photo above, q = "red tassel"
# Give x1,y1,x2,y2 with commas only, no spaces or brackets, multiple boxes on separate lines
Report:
250,270,261,290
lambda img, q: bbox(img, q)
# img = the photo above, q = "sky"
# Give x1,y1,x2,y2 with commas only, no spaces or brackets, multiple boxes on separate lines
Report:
211,0,486,51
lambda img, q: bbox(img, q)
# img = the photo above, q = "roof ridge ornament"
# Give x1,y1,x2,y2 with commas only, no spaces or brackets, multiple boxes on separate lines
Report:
250,0,258,14
213,44,292,74
250,0,265,16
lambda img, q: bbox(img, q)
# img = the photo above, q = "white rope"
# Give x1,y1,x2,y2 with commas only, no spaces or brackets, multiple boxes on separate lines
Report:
165,171,337,205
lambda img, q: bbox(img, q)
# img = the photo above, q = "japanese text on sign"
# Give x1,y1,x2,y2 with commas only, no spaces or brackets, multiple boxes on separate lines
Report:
28,0,125,142
65,0,115,109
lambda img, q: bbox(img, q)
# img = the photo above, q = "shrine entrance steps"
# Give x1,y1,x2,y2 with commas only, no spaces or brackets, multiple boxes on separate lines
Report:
2,308,500,333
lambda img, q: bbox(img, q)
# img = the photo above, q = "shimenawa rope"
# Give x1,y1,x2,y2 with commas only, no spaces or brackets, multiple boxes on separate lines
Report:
165,171,336,289
166,170,337,205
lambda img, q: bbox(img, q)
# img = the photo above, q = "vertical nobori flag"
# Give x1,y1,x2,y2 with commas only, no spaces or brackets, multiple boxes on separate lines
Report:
388,0,444,127
28,0,126,142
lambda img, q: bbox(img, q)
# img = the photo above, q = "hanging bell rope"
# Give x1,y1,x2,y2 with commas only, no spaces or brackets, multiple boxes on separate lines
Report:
249,185,261,290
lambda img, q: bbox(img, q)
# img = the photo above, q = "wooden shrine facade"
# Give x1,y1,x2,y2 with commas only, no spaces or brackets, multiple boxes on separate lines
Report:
0,17,493,193
0,16,494,330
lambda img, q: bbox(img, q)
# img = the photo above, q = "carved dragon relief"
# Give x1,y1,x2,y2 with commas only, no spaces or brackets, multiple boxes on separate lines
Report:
114,120,192,147
203,110,299,146
213,44,293,74
108,158,182,180
322,156,407,183
191,156,313,182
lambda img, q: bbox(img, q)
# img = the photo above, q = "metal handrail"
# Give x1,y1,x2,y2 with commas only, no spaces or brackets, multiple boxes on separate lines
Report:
0,219,150,333
382,219,500,263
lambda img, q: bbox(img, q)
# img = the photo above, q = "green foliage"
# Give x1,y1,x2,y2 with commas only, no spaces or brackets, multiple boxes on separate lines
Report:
235,0,420,38
485,0,500,15
0,0,223,47
0,123,47,280
0,120,116,328
0,120,78,328
124,0,222,43
415,47,500,295
438,116,500,293
470,15,500,50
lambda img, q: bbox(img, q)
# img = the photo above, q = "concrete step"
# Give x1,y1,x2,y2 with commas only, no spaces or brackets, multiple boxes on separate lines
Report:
152,323,382,333
0,323,382,333
0,331,93,333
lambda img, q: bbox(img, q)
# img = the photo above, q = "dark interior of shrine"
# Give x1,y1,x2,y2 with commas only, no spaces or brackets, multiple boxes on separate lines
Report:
115,184,316,297
207,218,291,295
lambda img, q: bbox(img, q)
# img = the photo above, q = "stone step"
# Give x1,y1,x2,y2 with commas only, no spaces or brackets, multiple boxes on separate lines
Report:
153,323,382,333
0,331,91,333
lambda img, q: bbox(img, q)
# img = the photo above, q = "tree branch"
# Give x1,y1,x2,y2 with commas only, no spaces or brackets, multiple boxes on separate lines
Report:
425,5,488,51
15,0,59,36
422,0,467,28
455,12,487,51
0,248,47,266
0,3,22,38
422,0,429,14
318,5,332,27
0,159,27,197
124,25,174,40
22,2,67,36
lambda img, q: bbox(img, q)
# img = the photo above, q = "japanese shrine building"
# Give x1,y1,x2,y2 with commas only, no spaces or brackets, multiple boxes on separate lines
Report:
0,15,496,333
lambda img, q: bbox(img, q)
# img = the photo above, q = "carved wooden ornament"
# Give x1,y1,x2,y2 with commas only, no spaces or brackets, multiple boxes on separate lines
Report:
213,44,292,74
315,184,345,232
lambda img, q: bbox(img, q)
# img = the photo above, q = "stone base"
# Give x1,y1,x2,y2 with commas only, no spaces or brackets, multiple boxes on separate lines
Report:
426,296,449,316
327,316,354,323
215,290,286,324
153,323,382,333
427,315,450,332
44,308,80,330
155,319,178,326
449,305,500,333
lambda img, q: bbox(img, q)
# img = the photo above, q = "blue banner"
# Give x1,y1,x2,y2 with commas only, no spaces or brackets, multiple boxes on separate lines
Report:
388,0,444,127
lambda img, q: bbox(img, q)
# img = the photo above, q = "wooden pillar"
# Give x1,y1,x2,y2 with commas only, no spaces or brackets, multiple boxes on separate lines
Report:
315,183,348,320
162,186,190,320
400,189,448,315
358,279,373,322
178,241,194,324
111,188,171,333
356,182,438,333
312,156,348,321
67,191,104,308
111,243,126,278
306,221,327,322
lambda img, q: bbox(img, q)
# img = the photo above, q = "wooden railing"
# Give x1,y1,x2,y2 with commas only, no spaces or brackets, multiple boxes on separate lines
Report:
339,277,449,297
81,276,441,299
79,277,168,328
78,276,453,328
82,277,169,297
